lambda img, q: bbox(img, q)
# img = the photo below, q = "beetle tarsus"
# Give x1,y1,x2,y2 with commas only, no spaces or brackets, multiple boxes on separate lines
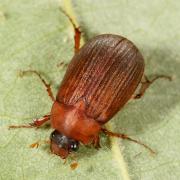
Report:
8,114,50,129
59,8,81,53
133,75,172,99
101,128,155,154
8,125,35,129
20,70,55,101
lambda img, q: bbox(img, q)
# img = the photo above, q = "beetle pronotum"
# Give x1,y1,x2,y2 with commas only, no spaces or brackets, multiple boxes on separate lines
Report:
9,9,171,159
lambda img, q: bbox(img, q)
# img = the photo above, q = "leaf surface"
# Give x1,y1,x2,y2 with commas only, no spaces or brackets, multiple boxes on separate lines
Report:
0,0,180,179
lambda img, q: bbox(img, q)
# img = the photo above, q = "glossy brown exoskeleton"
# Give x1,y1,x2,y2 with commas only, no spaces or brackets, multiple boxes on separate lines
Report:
50,34,144,155
9,9,171,159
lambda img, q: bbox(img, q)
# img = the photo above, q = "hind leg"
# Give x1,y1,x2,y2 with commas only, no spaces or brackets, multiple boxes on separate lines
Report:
59,8,81,53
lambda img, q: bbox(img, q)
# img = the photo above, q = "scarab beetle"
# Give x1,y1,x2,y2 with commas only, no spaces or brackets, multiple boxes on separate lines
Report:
10,9,171,159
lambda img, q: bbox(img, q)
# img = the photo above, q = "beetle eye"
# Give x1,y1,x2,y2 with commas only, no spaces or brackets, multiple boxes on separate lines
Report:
69,141,79,151
50,130,79,151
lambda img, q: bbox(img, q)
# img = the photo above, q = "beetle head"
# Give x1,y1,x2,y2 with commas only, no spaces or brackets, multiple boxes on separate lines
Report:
50,130,79,159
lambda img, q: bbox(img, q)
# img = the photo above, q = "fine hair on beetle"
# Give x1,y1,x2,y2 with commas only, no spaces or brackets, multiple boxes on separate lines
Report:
9,8,171,159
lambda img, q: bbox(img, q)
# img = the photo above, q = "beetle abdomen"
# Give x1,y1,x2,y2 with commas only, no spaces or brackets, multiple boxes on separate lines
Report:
57,34,144,123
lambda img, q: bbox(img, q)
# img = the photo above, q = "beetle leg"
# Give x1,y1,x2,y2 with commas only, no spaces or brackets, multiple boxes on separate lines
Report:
92,136,101,149
59,8,81,53
30,114,51,127
101,128,155,154
20,70,55,101
9,114,50,129
133,75,172,99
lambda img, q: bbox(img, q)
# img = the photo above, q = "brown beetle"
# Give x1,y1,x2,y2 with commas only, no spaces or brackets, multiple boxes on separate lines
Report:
10,10,171,159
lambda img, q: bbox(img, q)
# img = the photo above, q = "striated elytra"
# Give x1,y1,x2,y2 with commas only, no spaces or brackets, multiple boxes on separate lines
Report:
50,34,144,158
9,10,171,159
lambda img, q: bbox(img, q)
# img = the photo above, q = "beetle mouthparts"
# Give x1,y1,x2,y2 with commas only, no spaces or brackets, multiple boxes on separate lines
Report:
50,140,69,159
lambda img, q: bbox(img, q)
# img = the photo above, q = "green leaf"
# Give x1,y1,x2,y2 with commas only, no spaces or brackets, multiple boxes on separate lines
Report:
0,0,179,179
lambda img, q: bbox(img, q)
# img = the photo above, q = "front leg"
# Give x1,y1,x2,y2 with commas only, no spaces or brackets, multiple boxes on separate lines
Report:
101,128,155,154
92,135,101,149
9,114,50,129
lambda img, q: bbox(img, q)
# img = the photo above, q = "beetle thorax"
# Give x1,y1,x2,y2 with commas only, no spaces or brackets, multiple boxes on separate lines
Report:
50,100,101,144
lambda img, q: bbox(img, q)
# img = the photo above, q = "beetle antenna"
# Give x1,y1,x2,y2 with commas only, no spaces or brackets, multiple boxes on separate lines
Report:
101,128,155,154
30,140,50,148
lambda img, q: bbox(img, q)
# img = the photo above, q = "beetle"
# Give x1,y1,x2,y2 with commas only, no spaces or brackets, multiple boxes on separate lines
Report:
9,9,171,159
